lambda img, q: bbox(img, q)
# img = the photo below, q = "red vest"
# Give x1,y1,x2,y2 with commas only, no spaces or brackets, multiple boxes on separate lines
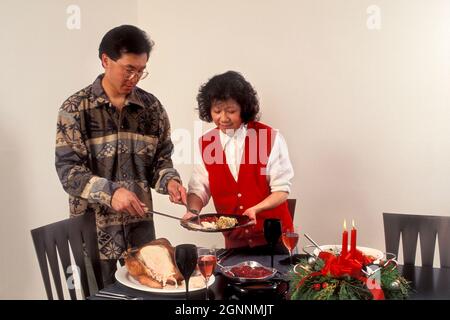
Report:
200,121,293,249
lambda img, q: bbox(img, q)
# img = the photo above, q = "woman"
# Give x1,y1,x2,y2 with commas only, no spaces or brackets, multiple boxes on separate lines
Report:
184,71,294,250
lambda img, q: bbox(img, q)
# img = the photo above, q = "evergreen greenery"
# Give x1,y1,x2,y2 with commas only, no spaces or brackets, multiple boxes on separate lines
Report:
289,258,411,300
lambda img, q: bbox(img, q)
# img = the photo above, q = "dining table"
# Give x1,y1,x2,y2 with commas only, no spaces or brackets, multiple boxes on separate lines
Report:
88,247,450,300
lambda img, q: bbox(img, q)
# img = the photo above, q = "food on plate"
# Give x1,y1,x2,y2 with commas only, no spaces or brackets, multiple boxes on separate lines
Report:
200,216,218,229
124,238,183,289
200,221,216,229
216,216,238,229
227,265,274,279
186,215,239,230
200,216,238,229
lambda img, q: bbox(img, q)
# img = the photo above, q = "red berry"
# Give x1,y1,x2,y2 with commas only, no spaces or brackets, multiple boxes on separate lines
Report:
313,283,321,291
322,282,328,289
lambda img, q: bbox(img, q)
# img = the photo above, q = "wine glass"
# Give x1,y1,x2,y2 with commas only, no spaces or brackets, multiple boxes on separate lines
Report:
197,247,217,300
281,226,299,265
263,218,282,268
174,244,198,300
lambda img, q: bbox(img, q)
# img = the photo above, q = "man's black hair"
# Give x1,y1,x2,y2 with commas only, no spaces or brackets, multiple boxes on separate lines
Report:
99,25,154,61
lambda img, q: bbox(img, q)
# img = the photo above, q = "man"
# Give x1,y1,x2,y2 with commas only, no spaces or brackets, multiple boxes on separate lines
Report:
55,25,186,284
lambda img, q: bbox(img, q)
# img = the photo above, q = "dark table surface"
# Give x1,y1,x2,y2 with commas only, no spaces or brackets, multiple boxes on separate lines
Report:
398,265,450,300
89,248,450,300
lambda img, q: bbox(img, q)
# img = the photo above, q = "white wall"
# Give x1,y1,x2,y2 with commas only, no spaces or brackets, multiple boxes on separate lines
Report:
137,0,450,262
1,0,449,299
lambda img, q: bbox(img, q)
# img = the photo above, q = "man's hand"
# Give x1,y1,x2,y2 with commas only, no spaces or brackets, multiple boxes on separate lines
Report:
167,179,187,205
242,207,258,225
111,187,147,217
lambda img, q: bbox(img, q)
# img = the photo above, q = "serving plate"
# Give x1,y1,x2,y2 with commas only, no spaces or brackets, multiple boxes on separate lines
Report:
313,245,384,261
180,213,253,232
115,265,215,294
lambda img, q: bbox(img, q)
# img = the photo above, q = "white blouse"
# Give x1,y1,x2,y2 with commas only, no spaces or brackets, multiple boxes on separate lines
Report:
188,124,294,206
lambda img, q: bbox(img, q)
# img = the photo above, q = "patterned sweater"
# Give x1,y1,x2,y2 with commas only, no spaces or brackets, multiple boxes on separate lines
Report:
55,74,181,260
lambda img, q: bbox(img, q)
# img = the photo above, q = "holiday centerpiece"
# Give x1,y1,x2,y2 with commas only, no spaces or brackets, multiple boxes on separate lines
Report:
289,220,411,300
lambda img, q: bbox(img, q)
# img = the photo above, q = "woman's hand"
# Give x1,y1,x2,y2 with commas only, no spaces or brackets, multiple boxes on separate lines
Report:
242,192,289,223
182,194,203,221
243,207,258,225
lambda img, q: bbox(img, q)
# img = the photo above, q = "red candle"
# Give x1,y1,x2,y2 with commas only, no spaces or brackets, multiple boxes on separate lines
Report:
341,220,348,257
350,220,357,257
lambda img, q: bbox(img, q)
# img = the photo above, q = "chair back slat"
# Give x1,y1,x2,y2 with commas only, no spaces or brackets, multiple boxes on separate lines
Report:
79,214,104,290
31,231,54,300
69,218,93,298
384,215,401,258
54,226,78,300
438,220,450,268
43,228,65,300
287,199,296,220
418,226,437,267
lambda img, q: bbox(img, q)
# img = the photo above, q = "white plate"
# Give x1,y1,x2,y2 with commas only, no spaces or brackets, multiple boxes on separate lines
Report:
313,245,384,261
115,266,215,294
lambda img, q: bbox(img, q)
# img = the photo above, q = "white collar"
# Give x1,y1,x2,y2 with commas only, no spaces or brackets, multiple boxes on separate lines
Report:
219,124,247,147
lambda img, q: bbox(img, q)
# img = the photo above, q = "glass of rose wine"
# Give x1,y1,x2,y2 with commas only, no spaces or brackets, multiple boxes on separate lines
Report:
197,247,217,300
282,226,299,265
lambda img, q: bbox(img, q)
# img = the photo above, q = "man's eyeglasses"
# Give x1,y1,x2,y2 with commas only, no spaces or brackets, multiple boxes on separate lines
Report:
112,59,149,81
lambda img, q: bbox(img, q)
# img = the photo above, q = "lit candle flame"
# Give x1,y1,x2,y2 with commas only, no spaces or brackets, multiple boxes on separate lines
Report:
343,219,347,230
352,219,355,228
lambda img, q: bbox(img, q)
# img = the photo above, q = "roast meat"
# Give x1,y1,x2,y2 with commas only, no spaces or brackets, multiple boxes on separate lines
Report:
124,238,184,289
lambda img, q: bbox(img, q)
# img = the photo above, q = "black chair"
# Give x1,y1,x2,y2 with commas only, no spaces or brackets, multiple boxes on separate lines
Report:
31,212,104,299
287,199,297,220
383,212,450,268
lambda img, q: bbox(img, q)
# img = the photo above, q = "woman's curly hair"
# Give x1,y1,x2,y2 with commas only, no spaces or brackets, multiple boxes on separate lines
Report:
196,71,260,123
